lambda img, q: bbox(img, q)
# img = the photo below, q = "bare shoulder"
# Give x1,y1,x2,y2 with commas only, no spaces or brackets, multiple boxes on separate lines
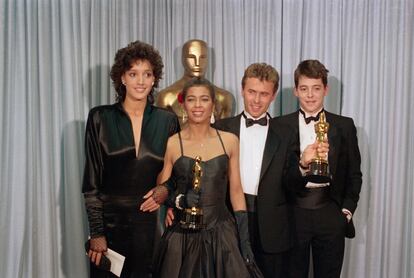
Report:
216,130,239,150
167,133,180,146
217,129,238,140
165,133,182,160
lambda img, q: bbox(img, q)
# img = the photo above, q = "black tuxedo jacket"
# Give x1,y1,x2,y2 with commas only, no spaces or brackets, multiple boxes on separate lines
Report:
275,110,362,237
214,113,300,253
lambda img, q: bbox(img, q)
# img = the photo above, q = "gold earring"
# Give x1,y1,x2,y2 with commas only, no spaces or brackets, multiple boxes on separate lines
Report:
180,104,188,124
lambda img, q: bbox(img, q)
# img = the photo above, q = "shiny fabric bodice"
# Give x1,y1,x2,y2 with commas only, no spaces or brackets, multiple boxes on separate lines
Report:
83,103,179,199
82,103,179,238
172,154,232,229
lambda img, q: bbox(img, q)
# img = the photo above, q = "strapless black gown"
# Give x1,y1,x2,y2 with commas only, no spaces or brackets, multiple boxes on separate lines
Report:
154,155,251,278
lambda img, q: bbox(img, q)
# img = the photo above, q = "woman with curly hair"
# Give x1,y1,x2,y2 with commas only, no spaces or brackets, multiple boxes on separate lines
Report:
82,40,179,277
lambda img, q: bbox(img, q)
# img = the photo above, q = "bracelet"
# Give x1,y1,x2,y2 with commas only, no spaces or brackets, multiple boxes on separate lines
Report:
175,194,184,210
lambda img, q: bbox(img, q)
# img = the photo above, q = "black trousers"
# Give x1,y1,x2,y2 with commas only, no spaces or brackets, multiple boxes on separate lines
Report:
248,210,288,278
288,201,347,278
90,210,156,278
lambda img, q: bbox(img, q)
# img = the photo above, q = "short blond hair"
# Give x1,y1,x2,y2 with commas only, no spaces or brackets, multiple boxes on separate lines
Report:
241,63,279,94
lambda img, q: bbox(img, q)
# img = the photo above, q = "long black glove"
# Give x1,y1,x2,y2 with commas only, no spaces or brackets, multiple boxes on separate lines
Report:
234,210,255,264
163,177,200,209
178,188,200,209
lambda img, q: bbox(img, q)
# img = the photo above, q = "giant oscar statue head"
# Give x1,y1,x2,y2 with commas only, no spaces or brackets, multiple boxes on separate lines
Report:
182,40,208,78
156,39,233,127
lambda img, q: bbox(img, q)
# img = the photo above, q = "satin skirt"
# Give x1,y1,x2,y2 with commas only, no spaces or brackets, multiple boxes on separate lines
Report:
153,216,251,278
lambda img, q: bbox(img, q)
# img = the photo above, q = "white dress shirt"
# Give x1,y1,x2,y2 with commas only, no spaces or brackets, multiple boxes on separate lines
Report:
239,111,269,195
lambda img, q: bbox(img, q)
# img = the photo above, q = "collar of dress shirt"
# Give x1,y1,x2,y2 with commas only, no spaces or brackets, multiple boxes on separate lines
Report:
299,107,324,118
243,111,269,121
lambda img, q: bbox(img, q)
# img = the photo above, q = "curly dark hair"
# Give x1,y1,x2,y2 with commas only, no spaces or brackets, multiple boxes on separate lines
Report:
110,40,164,103
182,78,216,102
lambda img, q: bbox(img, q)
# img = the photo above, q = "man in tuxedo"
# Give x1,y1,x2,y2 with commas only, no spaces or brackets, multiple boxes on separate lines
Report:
276,60,362,278
214,63,297,277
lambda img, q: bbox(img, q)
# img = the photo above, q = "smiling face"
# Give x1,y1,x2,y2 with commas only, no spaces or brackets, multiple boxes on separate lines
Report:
241,77,276,118
121,59,155,102
183,85,214,124
294,76,328,115
182,40,208,77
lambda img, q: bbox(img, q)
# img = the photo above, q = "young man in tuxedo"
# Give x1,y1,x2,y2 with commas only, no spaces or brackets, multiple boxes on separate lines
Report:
276,60,362,278
214,63,298,277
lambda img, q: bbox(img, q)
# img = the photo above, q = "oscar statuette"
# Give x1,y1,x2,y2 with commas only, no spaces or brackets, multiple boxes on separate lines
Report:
180,156,204,230
306,112,331,183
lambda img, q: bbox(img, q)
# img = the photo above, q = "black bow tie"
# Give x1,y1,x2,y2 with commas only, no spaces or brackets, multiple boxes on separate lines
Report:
299,109,324,124
242,112,268,127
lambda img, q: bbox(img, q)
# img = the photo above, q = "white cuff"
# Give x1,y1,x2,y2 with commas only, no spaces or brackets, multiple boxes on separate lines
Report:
175,194,184,210
299,166,308,176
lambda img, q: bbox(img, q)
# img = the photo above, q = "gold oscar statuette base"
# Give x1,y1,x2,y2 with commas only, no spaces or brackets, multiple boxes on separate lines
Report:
306,159,331,183
180,207,204,230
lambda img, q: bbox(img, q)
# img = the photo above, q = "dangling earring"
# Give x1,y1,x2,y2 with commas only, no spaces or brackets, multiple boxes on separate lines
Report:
182,110,188,124
210,105,216,124
210,113,215,124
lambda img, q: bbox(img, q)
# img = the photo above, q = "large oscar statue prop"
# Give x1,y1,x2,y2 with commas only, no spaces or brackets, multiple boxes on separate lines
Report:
306,112,331,183
180,156,204,230
156,39,233,127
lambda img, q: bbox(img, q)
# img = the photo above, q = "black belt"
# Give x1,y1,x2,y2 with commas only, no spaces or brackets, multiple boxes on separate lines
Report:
294,187,330,209
244,193,257,212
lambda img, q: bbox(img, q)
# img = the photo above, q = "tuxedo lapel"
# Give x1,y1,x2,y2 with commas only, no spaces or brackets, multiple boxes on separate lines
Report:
284,111,301,155
292,112,301,149
259,122,281,182
326,113,338,177
227,114,242,137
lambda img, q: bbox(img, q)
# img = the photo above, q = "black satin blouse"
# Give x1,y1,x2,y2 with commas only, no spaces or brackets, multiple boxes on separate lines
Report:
82,102,179,237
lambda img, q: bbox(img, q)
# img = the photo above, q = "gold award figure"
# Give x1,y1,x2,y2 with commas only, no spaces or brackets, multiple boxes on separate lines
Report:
180,156,204,230
156,39,233,126
306,112,331,183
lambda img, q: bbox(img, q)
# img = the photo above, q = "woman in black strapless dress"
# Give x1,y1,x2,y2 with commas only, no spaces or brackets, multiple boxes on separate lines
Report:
153,78,262,277
82,41,179,277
